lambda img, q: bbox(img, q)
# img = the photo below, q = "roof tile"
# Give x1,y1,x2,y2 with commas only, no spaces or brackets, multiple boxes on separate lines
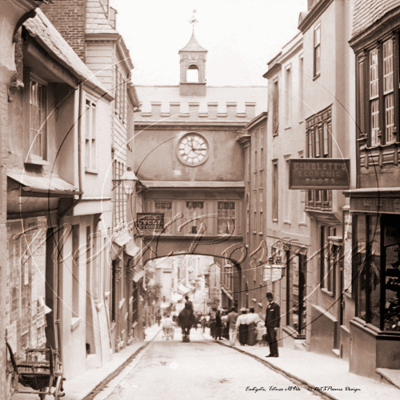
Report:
23,9,108,93
352,0,400,39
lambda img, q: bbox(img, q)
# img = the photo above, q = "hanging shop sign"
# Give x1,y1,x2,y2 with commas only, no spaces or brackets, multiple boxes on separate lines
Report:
263,264,283,282
137,213,164,231
289,159,350,190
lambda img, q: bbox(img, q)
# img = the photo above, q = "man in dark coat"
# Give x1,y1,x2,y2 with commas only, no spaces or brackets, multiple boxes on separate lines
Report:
265,292,280,357
185,296,193,312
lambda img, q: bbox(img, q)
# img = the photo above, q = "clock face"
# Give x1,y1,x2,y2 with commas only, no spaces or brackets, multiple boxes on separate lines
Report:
177,133,209,166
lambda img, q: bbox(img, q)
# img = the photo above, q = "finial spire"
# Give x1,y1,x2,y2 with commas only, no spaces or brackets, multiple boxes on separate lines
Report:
189,10,198,33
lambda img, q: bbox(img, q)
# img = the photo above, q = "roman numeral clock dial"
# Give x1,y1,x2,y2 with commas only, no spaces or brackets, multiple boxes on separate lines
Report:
177,133,209,166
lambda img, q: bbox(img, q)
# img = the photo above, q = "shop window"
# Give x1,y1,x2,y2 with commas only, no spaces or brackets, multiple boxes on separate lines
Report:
384,216,400,331
355,215,380,328
320,226,336,294
287,254,307,334
355,214,400,331
217,202,235,234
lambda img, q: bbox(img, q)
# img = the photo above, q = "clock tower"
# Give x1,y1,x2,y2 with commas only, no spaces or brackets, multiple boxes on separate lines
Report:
179,11,207,96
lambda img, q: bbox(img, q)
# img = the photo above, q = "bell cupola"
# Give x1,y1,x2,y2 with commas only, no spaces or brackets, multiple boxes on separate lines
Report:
179,11,207,96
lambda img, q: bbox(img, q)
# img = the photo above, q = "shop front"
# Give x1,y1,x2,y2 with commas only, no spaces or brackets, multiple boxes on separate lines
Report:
265,241,308,349
346,189,400,379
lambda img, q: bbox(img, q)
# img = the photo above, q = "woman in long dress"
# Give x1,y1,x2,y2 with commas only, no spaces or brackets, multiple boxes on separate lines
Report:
247,308,260,346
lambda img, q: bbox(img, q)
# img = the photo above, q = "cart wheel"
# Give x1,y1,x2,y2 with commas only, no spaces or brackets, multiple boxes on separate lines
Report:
6,372,16,400
53,376,62,400
39,388,47,400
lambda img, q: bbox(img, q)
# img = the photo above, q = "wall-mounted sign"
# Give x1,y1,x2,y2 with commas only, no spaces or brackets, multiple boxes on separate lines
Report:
137,213,164,230
289,159,350,190
350,196,400,214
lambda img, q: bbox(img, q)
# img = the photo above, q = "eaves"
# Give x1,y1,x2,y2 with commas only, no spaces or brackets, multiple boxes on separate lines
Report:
86,32,134,76
263,62,281,80
276,37,303,66
135,121,249,130
298,0,334,33
245,111,268,131
128,84,140,108
349,6,400,52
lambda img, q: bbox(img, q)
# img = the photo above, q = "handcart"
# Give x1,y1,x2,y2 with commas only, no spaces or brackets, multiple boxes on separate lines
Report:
6,342,65,400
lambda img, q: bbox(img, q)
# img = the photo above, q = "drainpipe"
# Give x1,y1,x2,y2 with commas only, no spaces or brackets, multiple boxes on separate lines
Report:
56,84,84,360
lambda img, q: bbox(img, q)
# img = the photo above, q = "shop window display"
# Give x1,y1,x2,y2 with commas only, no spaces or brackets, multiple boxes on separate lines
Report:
355,214,400,331
384,217,400,331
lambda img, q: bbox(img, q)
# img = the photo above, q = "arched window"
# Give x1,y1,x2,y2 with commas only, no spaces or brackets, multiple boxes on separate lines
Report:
186,65,199,82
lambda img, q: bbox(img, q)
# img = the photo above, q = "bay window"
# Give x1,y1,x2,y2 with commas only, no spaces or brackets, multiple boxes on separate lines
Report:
305,106,332,210
358,37,399,147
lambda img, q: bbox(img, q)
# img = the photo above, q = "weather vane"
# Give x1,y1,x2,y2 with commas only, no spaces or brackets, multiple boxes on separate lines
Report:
189,10,198,32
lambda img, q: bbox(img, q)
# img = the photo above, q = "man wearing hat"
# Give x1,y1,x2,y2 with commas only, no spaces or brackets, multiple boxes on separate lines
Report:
265,292,280,357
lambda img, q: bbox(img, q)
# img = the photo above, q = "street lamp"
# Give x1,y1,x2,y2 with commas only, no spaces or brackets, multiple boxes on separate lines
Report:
112,167,138,195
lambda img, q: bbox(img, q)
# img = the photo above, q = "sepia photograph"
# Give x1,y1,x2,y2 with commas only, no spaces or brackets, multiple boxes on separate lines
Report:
1,0,400,399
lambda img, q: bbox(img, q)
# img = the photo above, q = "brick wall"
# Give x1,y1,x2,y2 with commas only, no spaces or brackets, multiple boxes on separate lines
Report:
43,0,86,61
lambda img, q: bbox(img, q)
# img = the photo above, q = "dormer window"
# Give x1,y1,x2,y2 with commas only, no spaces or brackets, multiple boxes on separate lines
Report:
187,65,199,83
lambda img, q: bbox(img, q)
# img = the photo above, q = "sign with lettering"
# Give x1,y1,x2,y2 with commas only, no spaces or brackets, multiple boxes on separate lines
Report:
289,159,350,190
263,264,283,282
350,197,400,214
137,213,164,231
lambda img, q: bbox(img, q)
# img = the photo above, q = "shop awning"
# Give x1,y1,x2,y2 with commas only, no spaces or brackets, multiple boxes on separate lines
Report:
171,292,182,303
132,270,145,282
221,285,234,302
125,240,140,258
8,169,81,197
178,284,190,295
114,231,132,247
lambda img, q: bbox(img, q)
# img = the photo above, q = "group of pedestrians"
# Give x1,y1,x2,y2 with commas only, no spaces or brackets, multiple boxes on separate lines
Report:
159,292,281,357
223,292,281,357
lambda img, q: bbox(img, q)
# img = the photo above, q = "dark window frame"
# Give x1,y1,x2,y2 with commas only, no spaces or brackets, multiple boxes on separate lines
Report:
357,34,399,147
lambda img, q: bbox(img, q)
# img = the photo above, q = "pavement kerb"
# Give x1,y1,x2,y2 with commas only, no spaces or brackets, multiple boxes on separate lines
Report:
213,338,338,400
80,327,163,400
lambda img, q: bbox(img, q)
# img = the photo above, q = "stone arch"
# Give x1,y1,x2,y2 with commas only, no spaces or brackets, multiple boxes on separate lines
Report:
186,64,199,82
136,236,248,306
